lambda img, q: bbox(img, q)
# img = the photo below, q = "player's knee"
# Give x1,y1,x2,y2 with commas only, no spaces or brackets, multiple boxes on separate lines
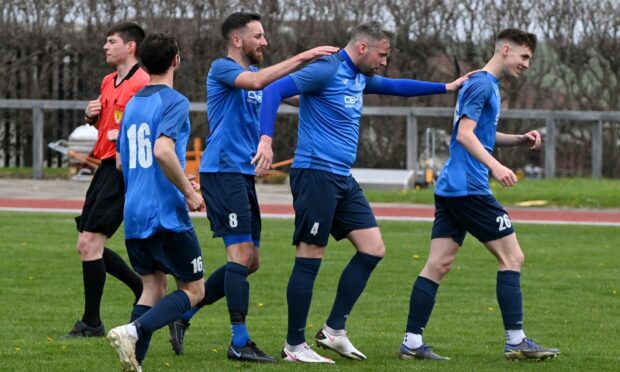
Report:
227,244,254,266
76,235,102,259
248,255,260,274
185,281,205,306
506,251,525,269
140,284,166,306
358,241,386,258
233,254,253,267
76,237,88,255
374,242,386,258
427,259,452,278
437,264,452,278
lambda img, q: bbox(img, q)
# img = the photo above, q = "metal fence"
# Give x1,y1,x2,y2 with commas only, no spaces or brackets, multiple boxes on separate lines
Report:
1,99,619,179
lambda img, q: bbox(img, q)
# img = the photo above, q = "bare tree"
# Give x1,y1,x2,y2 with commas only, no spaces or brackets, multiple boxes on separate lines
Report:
0,0,618,175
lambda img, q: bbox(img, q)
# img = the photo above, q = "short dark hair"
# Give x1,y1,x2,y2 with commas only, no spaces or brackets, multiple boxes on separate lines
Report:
106,22,145,56
496,28,537,53
350,21,394,44
139,33,179,75
221,12,261,39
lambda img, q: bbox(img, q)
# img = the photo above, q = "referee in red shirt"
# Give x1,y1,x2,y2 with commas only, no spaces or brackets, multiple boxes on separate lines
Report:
66,22,149,338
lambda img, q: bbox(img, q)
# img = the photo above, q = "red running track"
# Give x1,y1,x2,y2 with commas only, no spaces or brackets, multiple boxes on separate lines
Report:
1,198,619,226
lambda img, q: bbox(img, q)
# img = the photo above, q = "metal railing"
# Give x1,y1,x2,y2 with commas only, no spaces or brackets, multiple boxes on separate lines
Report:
1,99,619,179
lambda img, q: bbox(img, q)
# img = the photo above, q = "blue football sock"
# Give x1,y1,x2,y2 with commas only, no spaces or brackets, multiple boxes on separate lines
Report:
134,290,191,336
181,264,227,322
130,304,151,363
181,307,199,322
202,264,227,306
326,252,382,330
287,257,322,346
225,262,250,347
231,323,250,348
497,270,523,330
406,276,439,334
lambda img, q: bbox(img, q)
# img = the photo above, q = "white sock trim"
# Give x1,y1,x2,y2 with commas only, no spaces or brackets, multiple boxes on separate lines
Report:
285,342,306,352
403,332,423,349
127,323,139,339
323,324,346,336
505,329,526,345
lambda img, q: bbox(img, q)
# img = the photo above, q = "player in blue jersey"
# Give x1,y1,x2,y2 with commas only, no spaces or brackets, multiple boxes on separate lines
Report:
254,21,474,363
165,12,338,362
106,33,206,371
398,28,560,361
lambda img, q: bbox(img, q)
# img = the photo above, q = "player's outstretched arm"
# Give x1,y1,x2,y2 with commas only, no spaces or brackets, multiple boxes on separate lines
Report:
154,135,204,211
364,70,480,97
445,70,480,92
496,130,542,150
457,117,517,187
252,76,301,175
364,76,446,96
234,45,338,90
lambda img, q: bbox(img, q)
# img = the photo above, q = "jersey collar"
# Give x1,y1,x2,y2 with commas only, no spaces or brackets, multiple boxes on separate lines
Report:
481,70,500,84
114,63,141,88
338,49,360,75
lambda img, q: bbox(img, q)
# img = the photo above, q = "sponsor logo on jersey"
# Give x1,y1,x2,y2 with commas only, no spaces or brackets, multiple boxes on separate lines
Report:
247,90,262,104
344,95,360,108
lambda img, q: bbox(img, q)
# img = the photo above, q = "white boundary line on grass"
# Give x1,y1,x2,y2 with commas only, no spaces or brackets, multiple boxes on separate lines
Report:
2,207,620,227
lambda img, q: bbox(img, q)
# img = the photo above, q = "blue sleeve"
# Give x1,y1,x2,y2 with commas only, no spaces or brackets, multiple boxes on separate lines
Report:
458,79,490,124
210,58,244,87
259,76,299,137
116,118,123,152
363,76,446,96
289,55,340,94
157,95,189,141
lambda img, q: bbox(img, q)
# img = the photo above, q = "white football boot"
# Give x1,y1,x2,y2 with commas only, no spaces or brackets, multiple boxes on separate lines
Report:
315,327,367,360
107,324,140,371
281,342,335,363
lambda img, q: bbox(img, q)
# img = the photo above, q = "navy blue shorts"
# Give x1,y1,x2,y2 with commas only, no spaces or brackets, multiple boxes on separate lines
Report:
200,172,261,244
290,168,377,246
431,194,515,245
125,228,204,283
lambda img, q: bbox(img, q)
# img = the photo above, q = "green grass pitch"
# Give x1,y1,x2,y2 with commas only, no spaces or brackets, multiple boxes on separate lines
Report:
0,212,618,371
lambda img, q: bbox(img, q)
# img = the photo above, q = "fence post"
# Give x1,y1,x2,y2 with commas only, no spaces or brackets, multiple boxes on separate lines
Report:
591,119,603,178
406,112,418,172
544,115,556,178
32,106,44,179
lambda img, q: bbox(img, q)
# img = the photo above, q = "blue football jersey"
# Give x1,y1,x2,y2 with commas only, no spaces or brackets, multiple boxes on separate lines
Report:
117,84,193,239
199,57,262,175
289,50,429,176
288,50,373,176
435,71,501,196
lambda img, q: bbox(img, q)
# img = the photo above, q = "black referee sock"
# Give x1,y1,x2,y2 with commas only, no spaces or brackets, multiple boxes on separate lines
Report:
103,247,143,301
81,258,106,327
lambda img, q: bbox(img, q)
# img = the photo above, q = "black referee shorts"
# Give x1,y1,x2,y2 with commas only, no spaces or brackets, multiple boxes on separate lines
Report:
75,158,124,238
